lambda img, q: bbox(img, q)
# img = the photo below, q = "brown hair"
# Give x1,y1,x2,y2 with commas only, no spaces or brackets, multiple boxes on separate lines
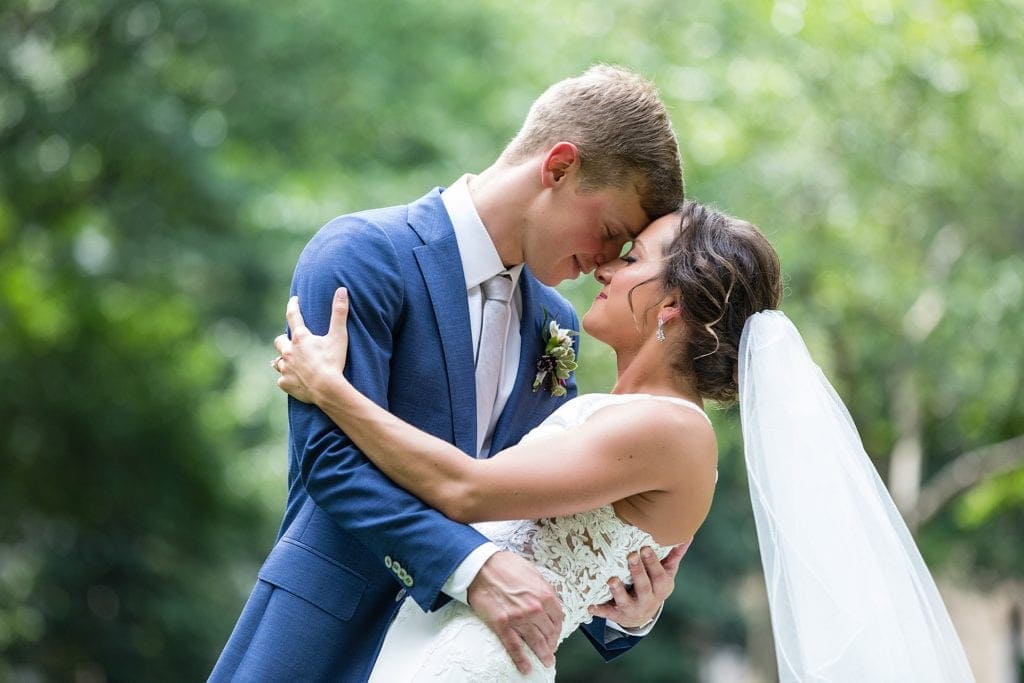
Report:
501,65,683,220
660,200,782,404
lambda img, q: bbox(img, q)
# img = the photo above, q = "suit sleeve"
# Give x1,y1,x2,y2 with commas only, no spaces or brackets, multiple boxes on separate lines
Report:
288,215,488,611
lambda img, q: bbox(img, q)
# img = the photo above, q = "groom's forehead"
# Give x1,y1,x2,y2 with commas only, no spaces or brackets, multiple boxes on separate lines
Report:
607,192,649,237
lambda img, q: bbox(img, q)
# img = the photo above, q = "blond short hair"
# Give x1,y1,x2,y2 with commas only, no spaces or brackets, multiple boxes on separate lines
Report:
502,65,683,220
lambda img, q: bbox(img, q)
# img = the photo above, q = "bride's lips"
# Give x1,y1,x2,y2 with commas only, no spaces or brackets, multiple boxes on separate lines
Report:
596,291,608,300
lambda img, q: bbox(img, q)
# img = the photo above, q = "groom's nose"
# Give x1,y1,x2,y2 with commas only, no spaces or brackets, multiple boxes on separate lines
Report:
580,249,615,274
598,239,626,266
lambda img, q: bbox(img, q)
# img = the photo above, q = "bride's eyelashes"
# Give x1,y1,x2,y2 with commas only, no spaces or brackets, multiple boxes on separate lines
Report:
620,253,637,264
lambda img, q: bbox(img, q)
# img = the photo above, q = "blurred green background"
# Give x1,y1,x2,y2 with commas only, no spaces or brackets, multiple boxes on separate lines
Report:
2,0,1022,680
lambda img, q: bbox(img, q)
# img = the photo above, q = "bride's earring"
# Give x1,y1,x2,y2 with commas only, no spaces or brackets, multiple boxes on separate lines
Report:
656,317,666,343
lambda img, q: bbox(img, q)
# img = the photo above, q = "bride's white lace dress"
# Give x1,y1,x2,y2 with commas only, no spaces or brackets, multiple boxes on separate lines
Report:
368,393,708,682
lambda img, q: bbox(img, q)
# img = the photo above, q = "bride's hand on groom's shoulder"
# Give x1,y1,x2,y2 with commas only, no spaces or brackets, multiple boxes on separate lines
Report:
272,287,351,404
588,542,690,629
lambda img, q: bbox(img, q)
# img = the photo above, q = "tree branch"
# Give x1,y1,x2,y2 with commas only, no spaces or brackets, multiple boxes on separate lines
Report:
908,434,1024,529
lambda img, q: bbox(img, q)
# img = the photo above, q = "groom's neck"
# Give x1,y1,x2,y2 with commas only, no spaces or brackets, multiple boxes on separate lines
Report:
467,162,535,269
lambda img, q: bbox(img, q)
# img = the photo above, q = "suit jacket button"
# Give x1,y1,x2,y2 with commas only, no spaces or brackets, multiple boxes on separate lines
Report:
403,575,414,587
395,588,407,602
384,556,393,569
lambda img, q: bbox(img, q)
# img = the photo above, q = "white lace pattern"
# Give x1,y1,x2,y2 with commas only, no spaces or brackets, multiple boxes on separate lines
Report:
368,394,707,682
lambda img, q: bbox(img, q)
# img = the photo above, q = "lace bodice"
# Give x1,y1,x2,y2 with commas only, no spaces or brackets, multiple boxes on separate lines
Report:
471,394,707,641
473,505,670,642
369,393,710,682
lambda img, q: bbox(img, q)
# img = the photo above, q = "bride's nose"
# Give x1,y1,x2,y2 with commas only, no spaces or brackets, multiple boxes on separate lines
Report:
594,261,612,285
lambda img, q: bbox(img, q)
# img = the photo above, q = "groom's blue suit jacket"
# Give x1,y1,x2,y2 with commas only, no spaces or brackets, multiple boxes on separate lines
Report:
210,190,642,682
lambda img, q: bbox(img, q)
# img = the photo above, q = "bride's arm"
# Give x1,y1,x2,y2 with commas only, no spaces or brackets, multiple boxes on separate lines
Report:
275,289,716,538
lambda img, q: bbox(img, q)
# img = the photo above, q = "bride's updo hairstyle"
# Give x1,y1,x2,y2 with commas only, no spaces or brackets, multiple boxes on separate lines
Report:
660,200,782,404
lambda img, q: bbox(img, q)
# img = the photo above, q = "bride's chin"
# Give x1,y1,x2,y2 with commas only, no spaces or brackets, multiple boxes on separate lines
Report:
580,315,604,342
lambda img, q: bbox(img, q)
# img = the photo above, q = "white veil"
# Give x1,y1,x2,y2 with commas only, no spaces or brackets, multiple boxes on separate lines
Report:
738,310,975,682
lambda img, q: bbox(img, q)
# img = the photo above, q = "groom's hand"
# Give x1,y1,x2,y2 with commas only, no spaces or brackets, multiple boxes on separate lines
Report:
467,551,562,675
588,542,689,629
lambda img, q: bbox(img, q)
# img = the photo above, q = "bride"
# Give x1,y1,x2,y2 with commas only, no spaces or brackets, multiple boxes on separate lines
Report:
273,200,974,681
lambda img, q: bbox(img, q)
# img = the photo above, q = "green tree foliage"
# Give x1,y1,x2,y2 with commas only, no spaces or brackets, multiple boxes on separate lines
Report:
2,0,1021,680
0,1,286,679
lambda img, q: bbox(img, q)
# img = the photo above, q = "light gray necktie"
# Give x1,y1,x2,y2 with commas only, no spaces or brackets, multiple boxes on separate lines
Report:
475,274,513,457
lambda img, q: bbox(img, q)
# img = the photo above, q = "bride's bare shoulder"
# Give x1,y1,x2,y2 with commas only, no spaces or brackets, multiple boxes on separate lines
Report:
585,397,717,471
586,399,717,543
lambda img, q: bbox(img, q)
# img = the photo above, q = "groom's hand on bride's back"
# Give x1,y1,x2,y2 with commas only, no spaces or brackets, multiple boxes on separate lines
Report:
467,551,562,675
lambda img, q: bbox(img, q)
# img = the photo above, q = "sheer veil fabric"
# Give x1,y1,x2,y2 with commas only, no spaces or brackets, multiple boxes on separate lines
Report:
738,311,974,682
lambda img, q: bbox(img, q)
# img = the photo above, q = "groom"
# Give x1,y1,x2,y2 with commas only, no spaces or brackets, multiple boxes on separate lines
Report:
211,66,685,681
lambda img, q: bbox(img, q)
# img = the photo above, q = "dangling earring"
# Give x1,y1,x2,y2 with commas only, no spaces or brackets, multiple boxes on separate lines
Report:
656,317,666,343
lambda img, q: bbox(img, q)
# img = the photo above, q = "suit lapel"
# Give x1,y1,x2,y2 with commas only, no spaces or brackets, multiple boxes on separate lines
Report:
409,193,477,457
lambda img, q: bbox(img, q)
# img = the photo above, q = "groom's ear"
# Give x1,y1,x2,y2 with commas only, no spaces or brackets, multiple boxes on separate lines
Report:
540,142,579,187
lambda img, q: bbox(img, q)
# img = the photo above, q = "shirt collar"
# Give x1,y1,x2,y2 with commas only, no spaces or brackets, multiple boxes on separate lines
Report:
441,174,523,291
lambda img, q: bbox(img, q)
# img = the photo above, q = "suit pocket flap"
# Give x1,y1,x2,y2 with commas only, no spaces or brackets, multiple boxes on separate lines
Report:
259,539,367,622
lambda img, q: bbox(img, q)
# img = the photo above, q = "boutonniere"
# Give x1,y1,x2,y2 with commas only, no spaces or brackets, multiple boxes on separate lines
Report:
532,314,578,398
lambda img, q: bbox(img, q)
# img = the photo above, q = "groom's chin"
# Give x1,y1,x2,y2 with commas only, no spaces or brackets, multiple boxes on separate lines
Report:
534,271,565,287
540,265,582,288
